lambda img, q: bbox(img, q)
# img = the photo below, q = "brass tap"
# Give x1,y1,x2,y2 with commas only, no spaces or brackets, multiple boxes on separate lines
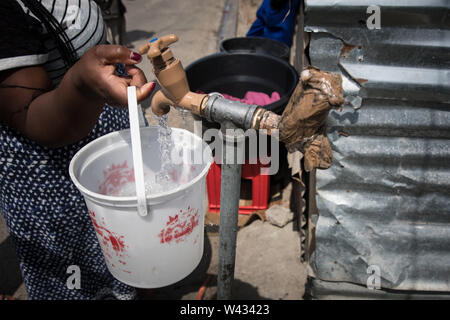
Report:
139,34,208,116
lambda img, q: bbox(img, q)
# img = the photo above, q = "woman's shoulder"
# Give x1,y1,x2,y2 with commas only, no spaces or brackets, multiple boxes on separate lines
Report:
0,0,49,72
0,0,106,84
32,0,107,84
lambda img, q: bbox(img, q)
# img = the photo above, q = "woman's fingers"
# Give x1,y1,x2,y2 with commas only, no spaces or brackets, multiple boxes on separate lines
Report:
136,82,156,102
126,66,155,101
94,45,142,65
93,46,155,105
105,81,129,106
126,66,147,86
105,78,156,107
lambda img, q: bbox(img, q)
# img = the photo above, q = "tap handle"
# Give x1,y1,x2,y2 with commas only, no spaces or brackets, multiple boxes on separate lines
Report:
139,34,179,59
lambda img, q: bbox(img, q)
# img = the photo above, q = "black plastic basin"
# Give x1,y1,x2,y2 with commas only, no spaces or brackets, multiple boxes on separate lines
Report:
185,52,298,115
220,37,290,61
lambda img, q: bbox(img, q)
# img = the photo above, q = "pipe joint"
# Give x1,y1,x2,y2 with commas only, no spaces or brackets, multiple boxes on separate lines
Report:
204,93,259,130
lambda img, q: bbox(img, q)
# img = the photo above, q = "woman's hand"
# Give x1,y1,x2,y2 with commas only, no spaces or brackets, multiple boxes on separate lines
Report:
0,44,155,147
69,45,155,106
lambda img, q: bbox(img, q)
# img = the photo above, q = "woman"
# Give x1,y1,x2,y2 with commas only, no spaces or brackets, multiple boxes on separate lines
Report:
0,0,154,299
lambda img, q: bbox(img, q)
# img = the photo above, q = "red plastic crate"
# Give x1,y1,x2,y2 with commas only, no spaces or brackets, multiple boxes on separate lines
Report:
206,161,270,215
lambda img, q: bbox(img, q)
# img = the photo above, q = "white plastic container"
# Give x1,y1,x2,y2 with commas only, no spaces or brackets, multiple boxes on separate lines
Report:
69,126,212,288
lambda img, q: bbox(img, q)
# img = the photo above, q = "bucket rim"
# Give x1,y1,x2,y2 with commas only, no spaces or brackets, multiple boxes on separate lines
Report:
69,126,213,205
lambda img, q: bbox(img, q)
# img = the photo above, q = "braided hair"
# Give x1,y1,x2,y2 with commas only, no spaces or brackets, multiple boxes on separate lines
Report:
21,0,78,68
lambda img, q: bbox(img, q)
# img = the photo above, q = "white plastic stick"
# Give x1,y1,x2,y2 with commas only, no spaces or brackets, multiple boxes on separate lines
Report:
137,102,146,127
127,86,148,217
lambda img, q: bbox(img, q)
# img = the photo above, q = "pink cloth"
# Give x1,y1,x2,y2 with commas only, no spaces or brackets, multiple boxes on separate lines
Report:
196,90,281,106
222,91,281,106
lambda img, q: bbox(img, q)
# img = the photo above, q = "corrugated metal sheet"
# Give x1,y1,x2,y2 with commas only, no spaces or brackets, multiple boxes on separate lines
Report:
303,0,450,295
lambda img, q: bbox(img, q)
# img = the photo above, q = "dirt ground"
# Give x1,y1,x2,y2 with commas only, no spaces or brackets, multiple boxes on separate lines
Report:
0,0,306,300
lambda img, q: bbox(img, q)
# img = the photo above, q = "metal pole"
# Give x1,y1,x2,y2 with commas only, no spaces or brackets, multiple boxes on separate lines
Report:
217,121,243,300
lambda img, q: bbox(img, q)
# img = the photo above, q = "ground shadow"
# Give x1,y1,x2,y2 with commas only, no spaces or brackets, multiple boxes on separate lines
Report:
207,276,271,300
0,236,23,295
126,30,156,43
138,232,268,300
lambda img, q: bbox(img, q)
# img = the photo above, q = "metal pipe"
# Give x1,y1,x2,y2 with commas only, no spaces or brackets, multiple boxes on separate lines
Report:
204,93,281,133
143,37,281,299
206,95,281,299
217,121,243,300
204,93,258,130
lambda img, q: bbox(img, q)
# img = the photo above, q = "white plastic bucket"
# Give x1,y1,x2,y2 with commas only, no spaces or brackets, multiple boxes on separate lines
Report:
69,126,212,288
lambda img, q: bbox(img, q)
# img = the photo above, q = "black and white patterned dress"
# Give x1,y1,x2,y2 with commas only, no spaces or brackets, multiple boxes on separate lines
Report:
0,0,135,299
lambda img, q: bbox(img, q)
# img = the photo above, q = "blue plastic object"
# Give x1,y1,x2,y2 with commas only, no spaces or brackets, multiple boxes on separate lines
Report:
114,63,130,77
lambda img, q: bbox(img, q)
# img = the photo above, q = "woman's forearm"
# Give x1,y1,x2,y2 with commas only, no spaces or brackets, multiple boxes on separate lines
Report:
1,46,151,148
24,69,106,148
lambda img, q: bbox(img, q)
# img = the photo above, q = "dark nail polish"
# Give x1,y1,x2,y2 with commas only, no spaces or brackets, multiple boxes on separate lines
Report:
131,52,142,62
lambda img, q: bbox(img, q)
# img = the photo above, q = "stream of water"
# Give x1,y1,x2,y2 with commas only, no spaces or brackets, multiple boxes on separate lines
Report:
111,112,200,197
154,113,176,188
